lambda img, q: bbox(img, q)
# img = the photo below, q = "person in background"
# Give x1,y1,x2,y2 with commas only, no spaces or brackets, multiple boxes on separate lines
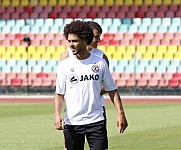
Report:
54,20,128,150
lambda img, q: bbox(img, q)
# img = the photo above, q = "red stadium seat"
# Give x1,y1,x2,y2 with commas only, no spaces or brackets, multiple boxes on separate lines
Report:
145,12,155,18
139,5,149,12
120,5,129,12
163,72,173,81
168,4,178,11
136,12,145,18
109,39,120,45
130,72,141,80
17,72,27,80
2,13,10,19
152,72,163,80
120,72,131,80
165,11,174,18
78,12,87,18
11,39,21,46
0,34,6,40
31,78,42,87
44,5,53,13
169,79,180,88
147,78,159,87
6,33,15,40
34,6,43,13
72,6,81,13
49,12,58,19
130,5,139,12
68,12,77,19
111,72,121,81
11,12,20,19
28,72,37,81
41,78,52,87
47,72,57,81
16,6,25,13
39,12,48,19
21,78,32,86
175,11,181,17
159,5,168,11
6,72,16,81
0,72,6,81
81,6,91,12
107,12,116,18
41,39,50,46
58,12,68,18
116,78,126,87
137,78,147,87
158,79,169,87
141,72,152,80
110,5,119,12
126,78,136,87
53,6,62,12
173,72,181,80
155,11,165,18
7,6,15,13
50,39,61,46
25,6,34,13
21,12,29,19
117,11,126,19
0,6,5,13
91,6,100,13
0,80,11,87
149,5,158,12
30,12,39,19
126,12,135,18
62,6,72,12
97,12,106,18
37,72,48,79
11,78,22,87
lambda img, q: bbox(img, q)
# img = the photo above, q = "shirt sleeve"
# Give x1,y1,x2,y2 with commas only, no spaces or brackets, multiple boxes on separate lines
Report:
55,62,66,95
101,61,117,91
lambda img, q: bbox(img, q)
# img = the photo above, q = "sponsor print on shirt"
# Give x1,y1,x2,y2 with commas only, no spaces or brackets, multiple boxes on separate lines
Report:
69,65,100,84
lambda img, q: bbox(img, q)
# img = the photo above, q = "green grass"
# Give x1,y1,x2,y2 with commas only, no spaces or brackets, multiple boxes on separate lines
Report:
0,102,181,150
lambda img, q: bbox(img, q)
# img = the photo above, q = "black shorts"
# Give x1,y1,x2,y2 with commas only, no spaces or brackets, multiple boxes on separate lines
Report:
63,120,108,150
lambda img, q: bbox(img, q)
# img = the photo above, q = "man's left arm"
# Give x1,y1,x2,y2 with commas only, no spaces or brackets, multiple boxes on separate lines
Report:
108,89,128,133
100,53,110,95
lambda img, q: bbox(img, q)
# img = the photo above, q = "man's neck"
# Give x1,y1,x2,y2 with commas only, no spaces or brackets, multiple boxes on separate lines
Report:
75,49,90,60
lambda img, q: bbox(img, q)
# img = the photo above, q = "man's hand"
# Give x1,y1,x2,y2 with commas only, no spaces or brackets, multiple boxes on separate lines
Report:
54,114,64,130
116,112,128,133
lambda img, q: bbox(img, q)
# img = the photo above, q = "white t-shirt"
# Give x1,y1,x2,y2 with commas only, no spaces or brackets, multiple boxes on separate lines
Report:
67,48,106,106
55,53,117,125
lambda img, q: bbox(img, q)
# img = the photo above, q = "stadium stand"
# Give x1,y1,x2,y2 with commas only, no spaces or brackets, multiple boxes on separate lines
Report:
0,0,181,95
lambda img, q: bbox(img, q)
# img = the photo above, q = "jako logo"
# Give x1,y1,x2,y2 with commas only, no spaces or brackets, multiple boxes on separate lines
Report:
69,74,79,84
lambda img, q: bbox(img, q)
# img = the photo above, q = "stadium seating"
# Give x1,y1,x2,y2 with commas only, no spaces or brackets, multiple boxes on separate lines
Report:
0,0,181,94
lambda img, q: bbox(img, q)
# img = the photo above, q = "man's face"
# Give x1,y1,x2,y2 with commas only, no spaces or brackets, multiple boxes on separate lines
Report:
90,29,101,48
68,34,87,55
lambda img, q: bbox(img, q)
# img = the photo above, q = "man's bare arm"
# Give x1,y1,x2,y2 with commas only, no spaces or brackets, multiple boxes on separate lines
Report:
100,53,109,95
54,93,65,130
108,89,128,133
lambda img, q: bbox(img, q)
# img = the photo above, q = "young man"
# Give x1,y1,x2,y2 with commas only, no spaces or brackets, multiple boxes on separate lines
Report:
54,20,128,150
61,21,109,148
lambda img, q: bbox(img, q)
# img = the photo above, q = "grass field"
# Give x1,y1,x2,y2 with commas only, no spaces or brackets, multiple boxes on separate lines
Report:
0,102,181,150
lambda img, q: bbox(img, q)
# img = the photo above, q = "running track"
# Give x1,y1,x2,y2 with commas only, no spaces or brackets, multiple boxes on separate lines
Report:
0,95,181,103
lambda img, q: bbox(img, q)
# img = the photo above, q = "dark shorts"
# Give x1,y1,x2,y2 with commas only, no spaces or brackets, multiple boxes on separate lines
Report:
64,119,108,150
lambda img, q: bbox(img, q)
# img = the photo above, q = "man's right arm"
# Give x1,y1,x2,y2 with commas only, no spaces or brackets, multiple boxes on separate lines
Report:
54,93,64,130
60,50,69,61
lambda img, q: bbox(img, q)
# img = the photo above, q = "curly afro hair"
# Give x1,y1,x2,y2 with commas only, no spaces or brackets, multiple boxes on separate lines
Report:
63,20,94,45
